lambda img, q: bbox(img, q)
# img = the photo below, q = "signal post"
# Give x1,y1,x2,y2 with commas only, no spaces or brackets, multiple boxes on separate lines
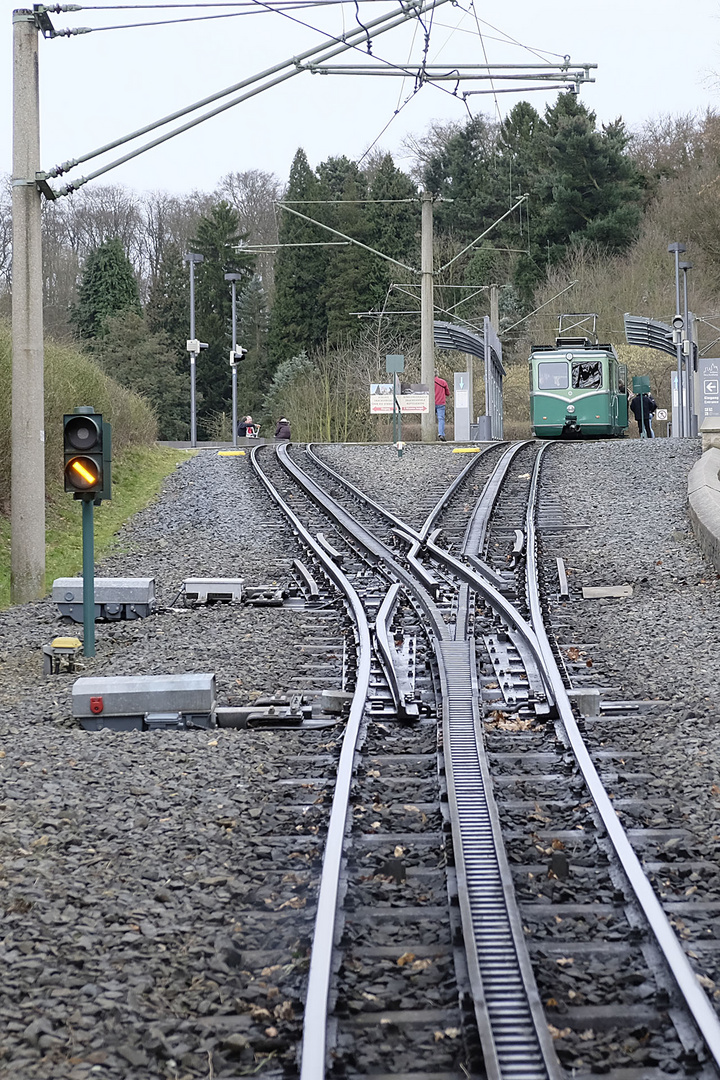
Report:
63,408,112,656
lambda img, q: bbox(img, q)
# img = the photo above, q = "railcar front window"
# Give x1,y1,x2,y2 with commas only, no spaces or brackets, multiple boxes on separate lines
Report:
538,362,569,389
572,361,602,389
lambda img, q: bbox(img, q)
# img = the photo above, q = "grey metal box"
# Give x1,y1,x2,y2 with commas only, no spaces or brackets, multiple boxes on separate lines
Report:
73,673,216,732
53,577,156,621
183,578,244,604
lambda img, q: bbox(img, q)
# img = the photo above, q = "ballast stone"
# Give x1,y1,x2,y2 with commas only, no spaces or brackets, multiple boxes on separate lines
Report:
53,577,156,622
73,673,216,731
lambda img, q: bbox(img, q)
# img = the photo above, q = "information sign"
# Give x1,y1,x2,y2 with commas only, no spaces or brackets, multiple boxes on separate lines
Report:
370,383,429,414
699,358,720,419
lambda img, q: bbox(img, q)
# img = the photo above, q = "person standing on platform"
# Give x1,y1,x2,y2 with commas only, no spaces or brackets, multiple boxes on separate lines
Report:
629,393,656,438
275,417,291,441
435,375,451,441
237,415,253,438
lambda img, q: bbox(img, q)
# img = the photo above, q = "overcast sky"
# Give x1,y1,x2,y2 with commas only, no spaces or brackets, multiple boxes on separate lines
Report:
3,0,720,197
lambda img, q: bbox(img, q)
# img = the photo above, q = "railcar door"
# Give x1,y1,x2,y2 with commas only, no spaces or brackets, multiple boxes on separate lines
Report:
609,358,618,432
617,362,629,430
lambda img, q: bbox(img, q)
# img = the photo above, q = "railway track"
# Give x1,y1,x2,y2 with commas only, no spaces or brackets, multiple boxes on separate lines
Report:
242,440,720,1079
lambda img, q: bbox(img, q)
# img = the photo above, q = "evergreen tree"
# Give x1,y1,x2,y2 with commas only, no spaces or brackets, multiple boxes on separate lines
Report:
235,275,272,415
318,160,377,341
422,114,500,237
268,149,329,366
366,154,419,310
188,200,254,432
146,243,189,345
72,238,141,340
96,311,189,440
534,95,643,261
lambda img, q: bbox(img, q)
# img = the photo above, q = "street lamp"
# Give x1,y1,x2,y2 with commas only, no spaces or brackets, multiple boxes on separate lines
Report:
679,261,695,436
225,273,246,447
184,252,204,448
668,243,687,437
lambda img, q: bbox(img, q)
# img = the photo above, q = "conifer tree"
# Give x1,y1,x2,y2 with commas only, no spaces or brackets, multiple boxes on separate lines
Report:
72,238,141,340
535,94,643,260
268,149,329,367
188,200,254,430
146,243,189,345
366,154,418,311
235,275,272,415
318,158,377,341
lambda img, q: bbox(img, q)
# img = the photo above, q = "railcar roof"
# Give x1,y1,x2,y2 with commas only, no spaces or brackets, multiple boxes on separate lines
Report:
530,344,618,357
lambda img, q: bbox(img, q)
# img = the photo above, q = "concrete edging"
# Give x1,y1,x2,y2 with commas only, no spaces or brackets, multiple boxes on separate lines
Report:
688,447,720,572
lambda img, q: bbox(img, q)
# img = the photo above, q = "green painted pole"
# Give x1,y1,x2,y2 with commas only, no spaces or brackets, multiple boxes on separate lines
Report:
82,496,95,657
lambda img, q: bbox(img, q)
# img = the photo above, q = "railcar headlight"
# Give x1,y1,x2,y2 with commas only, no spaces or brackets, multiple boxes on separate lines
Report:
567,404,575,413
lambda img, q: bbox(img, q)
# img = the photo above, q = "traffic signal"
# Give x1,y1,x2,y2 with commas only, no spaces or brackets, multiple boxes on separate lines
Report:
64,411,112,501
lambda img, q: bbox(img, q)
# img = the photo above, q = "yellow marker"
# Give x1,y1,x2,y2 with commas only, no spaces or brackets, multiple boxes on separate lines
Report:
218,450,246,456
71,460,97,483
51,637,82,649
452,447,482,454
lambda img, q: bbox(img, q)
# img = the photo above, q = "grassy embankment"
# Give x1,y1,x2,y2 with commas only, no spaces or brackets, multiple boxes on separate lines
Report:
0,321,192,610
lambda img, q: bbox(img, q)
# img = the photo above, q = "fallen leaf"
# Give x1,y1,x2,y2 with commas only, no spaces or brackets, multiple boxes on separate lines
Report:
411,958,433,971
397,952,415,967
264,1027,278,1038
556,956,574,967
548,1025,571,1039
579,1029,594,1041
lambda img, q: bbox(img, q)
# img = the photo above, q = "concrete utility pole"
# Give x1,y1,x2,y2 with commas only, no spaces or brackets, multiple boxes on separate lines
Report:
184,252,204,448
679,261,694,436
668,242,686,438
225,272,244,447
420,192,435,443
11,9,46,603
490,284,499,333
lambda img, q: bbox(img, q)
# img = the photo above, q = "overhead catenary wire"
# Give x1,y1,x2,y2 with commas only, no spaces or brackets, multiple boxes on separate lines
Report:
46,0,453,195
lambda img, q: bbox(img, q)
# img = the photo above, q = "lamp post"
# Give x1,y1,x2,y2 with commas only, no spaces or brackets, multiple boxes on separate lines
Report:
668,243,687,438
225,273,244,447
184,252,204,447
679,260,694,436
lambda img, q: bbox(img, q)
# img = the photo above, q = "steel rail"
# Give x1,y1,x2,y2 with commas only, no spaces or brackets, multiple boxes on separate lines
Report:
525,444,720,1069
373,582,419,719
306,441,498,545
302,444,563,1076
461,441,530,555
305,440,502,597
248,445,374,1079
280,444,449,638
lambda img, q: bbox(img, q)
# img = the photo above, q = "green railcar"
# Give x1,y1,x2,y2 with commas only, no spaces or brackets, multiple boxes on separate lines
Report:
529,334,629,439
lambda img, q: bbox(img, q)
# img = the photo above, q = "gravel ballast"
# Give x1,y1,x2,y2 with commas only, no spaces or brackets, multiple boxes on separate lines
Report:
1,437,719,1079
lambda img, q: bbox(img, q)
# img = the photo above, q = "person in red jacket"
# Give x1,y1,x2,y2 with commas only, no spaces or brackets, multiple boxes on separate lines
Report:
434,375,451,440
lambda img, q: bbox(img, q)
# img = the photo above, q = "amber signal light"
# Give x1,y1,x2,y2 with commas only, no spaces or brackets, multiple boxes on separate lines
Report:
66,456,100,490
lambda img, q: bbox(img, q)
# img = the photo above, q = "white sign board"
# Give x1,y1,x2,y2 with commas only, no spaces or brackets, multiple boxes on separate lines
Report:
370,384,429,414
655,409,668,420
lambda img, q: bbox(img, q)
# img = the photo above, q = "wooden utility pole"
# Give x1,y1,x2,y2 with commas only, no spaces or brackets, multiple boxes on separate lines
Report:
420,191,434,443
11,8,46,603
